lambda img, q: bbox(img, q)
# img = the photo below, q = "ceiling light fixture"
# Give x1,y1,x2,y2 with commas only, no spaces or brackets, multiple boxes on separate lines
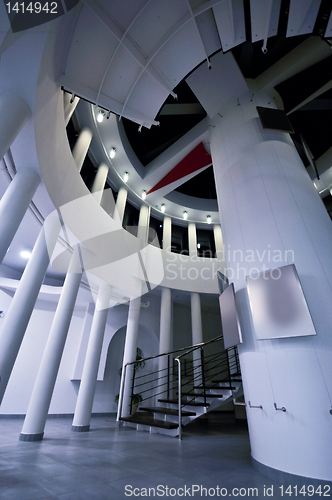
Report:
20,250,32,259
142,190,147,200
161,204,165,213
123,172,129,183
97,110,105,123
110,147,116,159
207,215,211,224
183,211,188,220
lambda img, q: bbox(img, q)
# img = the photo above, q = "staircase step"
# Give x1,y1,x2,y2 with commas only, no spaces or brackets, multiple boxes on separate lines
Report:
120,414,178,430
139,406,196,417
180,392,223,398
158,398,210,407
211,378,241,383
194,385,236,390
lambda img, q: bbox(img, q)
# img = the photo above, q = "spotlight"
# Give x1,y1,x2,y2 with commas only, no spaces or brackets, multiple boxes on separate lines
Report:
97,110,105,123
110,148,116,159
20,250,31,259
70,93,75,104
207,215,211,224
142,190,147,200
161,204,165,213
183,211,188,220
123,172,129,183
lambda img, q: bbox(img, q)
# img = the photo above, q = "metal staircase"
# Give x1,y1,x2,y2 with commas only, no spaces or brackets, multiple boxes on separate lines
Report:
117,336,243,438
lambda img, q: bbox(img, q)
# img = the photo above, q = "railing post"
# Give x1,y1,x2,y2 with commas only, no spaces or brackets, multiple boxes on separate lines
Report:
200,347,206,406
225,348,232,391
130,363,137,416
167,354,170,399
117,364,127,423
176,358,182,440
235,346,240,374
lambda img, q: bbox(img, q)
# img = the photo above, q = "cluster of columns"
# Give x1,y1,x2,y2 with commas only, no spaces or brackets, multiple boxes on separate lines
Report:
163,215,223,259
0,94,209,441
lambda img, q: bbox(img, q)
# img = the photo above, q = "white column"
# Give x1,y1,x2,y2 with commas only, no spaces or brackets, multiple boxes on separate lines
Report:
210,91,332,481
19,247,83,441
0,168,40,265
63,92,79,126
0,92,30,161
91,163,109,204
117,204,149,419
163,216,172,251
158,288,172,393
72,127,93,172
213,224,224,259
188,222,197,257
0,212,60,404
117,296,142,419
113,186,127,224
137,204,150,242
191,292,203,386
72,283,112,431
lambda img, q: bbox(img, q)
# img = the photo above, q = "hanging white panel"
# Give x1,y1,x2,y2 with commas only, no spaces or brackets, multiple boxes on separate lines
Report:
287,0,322,37
250,0,281,43
213,0,246,51
194,9,222,57
324,8,332,38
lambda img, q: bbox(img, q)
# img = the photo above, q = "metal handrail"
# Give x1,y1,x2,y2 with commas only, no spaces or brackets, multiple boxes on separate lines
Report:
117,334,240,431
123,334,224,368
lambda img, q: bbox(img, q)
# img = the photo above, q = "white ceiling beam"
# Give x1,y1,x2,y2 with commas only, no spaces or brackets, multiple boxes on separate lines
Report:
256,36,332,92
287,80,332,115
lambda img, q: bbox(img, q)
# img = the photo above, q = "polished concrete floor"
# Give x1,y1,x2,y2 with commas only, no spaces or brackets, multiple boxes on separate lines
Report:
0,412,324,499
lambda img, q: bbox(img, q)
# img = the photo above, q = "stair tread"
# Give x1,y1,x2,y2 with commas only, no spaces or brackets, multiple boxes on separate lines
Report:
120,414,178,430
139,406,196,417
211,378,242,383
180,392,223,398
158,398,210,407
194,385,236,390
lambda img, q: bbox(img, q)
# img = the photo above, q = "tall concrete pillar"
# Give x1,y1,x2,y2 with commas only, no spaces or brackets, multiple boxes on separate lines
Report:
72,127,93,172
0,92,30,162
163,216,172,251
137,204,150,242
63,92,79,126
191,292,203,386
0,211,60,404
158,288,172,393
117,204,149,419
19,247,83,441
72,283,112,431
213,224,224,260
210,90,332,482
188,222,197,257
91,163,109,204
0,168,40,265
113,186,127,225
